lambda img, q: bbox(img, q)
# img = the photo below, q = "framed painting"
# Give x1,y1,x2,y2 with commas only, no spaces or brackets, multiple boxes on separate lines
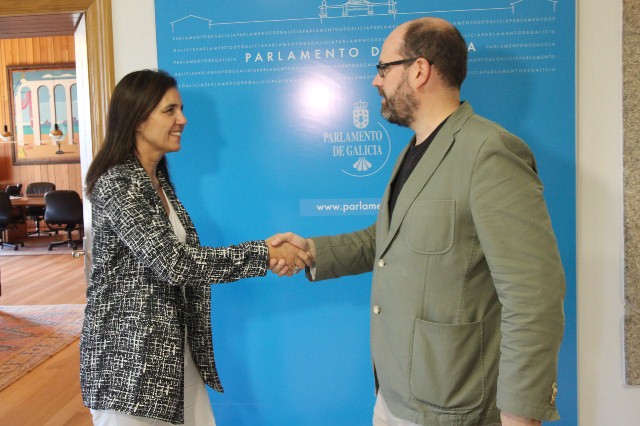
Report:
7,63,80,165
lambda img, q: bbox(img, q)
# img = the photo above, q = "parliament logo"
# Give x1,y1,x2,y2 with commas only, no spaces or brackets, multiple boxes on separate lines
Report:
322,100,392,177
353,100,369,129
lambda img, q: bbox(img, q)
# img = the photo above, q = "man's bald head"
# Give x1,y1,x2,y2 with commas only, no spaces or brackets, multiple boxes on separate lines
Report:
391,17,468,89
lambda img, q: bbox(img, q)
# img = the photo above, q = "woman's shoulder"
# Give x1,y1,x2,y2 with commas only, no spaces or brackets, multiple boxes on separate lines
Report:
99,161,134,182
94,159,138,198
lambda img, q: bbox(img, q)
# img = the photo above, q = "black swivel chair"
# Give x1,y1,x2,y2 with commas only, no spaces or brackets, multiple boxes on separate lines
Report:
44,190,84,251
4,184,23,218
25,182,56,236
0,192,25,250
5,184,22,197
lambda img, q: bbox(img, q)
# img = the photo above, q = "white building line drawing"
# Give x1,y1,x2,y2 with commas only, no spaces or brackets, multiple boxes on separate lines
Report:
510,0,557,14
319,0,397,19
548,0,558,13
170,15,214,32
168,0,560,31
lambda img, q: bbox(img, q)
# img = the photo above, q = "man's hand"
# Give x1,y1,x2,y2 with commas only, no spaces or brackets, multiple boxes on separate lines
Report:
501,412,541,426
267,232,315,277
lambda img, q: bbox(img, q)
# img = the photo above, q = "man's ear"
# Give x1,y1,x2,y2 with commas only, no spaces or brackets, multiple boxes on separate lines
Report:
413,58,432,88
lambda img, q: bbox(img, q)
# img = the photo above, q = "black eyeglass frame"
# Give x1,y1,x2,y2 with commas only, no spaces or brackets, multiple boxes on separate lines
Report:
376,58,417,77
375,57,431,78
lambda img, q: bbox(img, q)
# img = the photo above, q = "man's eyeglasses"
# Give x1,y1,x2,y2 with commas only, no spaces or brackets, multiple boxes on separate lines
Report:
375,58,431,78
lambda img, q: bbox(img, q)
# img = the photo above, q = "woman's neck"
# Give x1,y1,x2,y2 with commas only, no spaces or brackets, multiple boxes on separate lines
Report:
135,151,161,185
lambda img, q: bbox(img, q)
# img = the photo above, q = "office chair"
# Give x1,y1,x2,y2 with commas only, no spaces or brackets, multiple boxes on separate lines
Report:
4,184,22,197
25,182,56,236
44,190,84,251
4,184,23,218
0,192,25,250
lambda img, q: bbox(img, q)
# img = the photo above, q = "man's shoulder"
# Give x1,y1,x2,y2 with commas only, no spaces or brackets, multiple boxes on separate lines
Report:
447,107,532,162
461,113,509,136
454,108,523,146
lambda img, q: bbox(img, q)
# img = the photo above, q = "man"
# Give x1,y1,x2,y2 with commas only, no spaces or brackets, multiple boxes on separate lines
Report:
274,17,565,426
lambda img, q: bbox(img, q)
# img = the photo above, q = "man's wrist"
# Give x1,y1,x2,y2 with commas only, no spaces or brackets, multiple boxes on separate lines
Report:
500,412,541,426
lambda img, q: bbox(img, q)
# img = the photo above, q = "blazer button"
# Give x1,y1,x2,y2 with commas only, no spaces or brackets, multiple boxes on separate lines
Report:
373,305,381,315
378,259,386,268
550,381,558,405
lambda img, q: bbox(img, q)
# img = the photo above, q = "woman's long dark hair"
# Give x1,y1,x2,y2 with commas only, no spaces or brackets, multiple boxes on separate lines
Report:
84,69,177,198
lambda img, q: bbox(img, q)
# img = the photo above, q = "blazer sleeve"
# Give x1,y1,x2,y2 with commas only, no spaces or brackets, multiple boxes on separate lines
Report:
309,224,377,281
469,131,566,420
93,171,268,286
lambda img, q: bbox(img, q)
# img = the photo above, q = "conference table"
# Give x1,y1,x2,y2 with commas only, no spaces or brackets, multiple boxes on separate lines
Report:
5,196,46,241
10,196,46,207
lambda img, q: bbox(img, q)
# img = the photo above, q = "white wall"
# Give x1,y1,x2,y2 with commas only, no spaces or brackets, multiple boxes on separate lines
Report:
111,0,158,82
576,0,640,425
111,0,638,424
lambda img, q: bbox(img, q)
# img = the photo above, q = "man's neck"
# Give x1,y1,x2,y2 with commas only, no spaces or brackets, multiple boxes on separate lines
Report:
413,94,460,144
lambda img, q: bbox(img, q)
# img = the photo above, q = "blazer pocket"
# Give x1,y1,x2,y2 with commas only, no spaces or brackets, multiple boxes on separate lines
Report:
406,200,454,254
409,318,485,412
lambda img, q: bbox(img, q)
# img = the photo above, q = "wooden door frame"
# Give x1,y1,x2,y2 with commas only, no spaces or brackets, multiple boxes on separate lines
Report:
0,0,114,160
0,0,114,266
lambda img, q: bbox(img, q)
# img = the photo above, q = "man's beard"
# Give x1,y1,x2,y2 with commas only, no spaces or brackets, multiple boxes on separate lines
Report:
380,73,418,127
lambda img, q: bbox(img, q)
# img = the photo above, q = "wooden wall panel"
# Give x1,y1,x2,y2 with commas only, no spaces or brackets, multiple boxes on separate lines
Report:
0,34,82,198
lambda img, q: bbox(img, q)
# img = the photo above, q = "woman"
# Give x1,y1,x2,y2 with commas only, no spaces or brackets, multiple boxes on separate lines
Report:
81,69,303,425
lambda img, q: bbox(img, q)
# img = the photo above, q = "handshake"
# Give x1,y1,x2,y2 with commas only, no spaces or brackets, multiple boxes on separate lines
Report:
266,232,315,277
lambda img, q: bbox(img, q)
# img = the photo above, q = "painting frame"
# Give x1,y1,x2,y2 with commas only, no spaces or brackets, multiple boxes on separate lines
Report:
7,63,80,165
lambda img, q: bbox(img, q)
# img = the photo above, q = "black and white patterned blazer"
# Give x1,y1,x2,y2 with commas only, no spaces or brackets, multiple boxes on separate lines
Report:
80,155,268,424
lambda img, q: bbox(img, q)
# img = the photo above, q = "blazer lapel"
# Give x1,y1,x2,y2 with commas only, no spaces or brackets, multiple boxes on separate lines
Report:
158,173,199,246
377,141,410,239
127,155,199,245
379,102,474,254
127,156,162,214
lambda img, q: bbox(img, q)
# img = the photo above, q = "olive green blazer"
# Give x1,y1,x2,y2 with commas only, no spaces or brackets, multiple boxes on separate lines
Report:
311,102,565,425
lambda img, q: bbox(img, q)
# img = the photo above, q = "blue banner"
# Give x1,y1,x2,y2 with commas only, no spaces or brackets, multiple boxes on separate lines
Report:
155,1,576,424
